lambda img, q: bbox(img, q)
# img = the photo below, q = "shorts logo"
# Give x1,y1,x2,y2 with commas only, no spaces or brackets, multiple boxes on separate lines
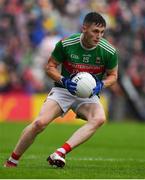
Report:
49,91,54,96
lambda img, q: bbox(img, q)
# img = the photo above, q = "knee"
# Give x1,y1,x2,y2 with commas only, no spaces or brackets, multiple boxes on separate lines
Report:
97,117,106,127
32,118,47,133
89,116,106,130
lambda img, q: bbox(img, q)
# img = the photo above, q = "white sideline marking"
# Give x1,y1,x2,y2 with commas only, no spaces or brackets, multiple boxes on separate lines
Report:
67,157,145,163
25,155,145,163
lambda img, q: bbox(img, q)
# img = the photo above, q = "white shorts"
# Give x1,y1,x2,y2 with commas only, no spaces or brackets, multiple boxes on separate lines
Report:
47,87,100,114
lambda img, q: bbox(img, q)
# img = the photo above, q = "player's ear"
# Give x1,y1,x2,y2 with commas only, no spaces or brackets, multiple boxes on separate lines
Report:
82,24,88,33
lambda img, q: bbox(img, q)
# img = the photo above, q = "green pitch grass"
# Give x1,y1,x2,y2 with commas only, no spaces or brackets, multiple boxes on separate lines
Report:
0,121,145,179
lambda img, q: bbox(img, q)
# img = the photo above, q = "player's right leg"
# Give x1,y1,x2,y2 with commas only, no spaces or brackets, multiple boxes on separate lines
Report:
4,99,63,168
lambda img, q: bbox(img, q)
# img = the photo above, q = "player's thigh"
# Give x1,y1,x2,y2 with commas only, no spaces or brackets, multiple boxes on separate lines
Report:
76,102,106,123
34,99,63,125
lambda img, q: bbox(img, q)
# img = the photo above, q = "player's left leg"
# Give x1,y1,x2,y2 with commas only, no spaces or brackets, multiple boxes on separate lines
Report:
48,101,106,167
66,102,106,147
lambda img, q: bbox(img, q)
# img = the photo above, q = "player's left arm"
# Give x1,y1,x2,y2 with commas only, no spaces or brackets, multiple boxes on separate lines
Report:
103,50,118,88
93,50,118,95
102,66,118,88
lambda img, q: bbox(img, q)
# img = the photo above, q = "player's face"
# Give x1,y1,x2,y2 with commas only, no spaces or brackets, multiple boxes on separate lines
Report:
82,23,105,48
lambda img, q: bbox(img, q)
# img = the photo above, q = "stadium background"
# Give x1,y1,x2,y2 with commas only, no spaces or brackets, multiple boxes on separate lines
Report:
0,0,144,122
0,0,145,179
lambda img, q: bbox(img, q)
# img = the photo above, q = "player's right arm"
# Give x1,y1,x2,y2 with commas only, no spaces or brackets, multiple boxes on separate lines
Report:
45,57,62,82
45,40,76,94
45,40,64,82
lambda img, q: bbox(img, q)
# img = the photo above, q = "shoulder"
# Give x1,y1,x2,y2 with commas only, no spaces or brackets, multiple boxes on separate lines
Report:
61,33,81,47
98,38,116,55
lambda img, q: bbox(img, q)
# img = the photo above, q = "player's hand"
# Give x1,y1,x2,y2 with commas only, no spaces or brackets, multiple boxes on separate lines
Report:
61,77,77,95
92,78,104,96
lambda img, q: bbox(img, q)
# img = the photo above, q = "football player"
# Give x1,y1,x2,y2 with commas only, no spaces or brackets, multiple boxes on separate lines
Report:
4,12,118,168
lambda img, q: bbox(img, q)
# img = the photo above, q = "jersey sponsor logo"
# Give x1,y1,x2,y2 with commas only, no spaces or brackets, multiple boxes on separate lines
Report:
63,61,105,74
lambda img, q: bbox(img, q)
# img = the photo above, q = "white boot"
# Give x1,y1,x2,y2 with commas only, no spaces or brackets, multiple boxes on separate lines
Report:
47,152,66,168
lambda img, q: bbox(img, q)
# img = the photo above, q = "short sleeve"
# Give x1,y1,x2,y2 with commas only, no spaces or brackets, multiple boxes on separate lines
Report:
106,51,118,70
51,41,66,63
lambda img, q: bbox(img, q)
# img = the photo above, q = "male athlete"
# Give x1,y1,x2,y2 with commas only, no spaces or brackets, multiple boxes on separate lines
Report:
4,12,118,168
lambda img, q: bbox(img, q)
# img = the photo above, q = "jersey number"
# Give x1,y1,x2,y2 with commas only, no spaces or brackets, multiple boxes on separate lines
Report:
83,56,89,63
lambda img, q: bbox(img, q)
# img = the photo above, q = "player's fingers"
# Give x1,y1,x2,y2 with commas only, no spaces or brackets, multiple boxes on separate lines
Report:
70,86,77,91
70,82,77,86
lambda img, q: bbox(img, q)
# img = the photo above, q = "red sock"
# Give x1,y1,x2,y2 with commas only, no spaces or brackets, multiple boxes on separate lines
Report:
56,143,72,157
11,152,21,160
61,143,72,154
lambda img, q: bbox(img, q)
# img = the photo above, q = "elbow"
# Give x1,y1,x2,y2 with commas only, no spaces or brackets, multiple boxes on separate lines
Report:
45,64,51,76
115,73,118,82
112,74,118,85
110,74,118,86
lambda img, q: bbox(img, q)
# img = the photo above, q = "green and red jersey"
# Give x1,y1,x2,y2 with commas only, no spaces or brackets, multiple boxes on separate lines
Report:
51,33,118,82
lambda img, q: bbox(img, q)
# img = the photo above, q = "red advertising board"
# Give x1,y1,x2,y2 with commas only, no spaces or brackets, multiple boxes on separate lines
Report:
0,93,108,123
0,93,32,122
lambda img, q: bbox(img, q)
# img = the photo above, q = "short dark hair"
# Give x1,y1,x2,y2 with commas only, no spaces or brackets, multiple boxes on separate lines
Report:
83,12,106,27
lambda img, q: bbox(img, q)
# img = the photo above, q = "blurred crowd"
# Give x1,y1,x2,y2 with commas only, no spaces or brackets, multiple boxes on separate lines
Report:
0,0,145,95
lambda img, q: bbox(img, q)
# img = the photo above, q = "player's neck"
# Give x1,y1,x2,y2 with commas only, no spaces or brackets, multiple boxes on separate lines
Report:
80,33,96,50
